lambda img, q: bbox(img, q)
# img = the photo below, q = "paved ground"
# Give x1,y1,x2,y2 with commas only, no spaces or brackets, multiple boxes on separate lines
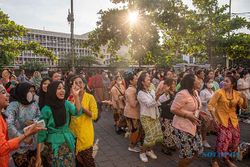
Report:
94,110,250,167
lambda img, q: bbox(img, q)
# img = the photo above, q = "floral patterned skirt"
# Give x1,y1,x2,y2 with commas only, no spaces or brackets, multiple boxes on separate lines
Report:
140,116,163,147
12,149,36,167
216,120,240,160
41,142,75,167
160,118,177,148
174,128,203,159
126,118,143,145
76,147,95,167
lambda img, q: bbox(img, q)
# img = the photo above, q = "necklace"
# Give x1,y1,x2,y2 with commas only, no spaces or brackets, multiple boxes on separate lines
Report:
225,89,234,108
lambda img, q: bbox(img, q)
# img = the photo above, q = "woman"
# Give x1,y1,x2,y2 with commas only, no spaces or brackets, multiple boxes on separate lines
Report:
208,75,248,167
152,72,161,88
110,75,126,133
137,72,163,163
69,75,98,167
0,69,11,87
207,70,220,91
38,78,51,110
171,74,203,167
5,74,18,93
0,85,45,167
36,81,82,167
102,71,111,101
158,78,177,155
102,71,111,112
237,70,250,114
50,71,62,81
200,78,215,148
195,69,205,91
6,82,40,167
124,71,141,153
30,71,42,91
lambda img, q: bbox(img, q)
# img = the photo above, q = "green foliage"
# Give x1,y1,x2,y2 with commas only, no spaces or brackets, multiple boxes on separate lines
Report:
76,55,100,67
221,33,250,60
184,0,249,66
108,56,129,67
84,0,249,67
83,4,161,65
20,60,46,71
0,10,56,68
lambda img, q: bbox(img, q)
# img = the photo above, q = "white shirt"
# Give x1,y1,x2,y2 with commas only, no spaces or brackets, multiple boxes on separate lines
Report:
237,78,250,100
200,88,214,113
137,90,160,119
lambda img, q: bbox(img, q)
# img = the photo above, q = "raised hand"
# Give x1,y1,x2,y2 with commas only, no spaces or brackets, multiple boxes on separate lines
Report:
72,81,81,97
24,122,47,137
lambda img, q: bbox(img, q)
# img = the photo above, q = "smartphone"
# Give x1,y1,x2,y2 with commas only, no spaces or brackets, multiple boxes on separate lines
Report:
23,120,45,133
36,120,45,128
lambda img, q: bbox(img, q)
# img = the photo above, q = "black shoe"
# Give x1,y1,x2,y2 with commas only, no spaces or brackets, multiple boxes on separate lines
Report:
115,127,122,134
161,148,172,156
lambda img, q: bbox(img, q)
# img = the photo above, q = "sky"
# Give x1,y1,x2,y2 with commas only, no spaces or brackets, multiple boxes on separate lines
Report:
0,0,249,35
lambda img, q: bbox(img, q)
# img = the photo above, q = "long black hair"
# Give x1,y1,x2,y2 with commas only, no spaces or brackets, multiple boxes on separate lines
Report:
153,72,160,80
124,71,136,89
64,74,76,99
225,75,237,90
68,75,91,95
38,78,51,110
136,71,148,94
164,78,175,87
180,73,196,95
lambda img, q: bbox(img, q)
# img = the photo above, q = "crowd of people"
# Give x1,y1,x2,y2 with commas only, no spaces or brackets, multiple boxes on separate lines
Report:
0,66,249,167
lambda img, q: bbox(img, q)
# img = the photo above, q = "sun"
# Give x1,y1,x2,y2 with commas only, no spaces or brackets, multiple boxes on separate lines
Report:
128,10,139,25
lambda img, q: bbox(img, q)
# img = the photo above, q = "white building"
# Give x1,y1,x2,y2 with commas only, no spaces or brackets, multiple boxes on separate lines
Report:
15,28,93,66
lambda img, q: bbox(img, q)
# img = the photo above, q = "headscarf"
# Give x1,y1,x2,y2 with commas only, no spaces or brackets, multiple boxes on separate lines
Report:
31,75,42,90
10,82,35,105
45,81,66,128
38,78,51,110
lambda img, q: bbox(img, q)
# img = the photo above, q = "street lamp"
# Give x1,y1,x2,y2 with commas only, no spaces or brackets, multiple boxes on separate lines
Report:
226,0,231,69
67,0,75,71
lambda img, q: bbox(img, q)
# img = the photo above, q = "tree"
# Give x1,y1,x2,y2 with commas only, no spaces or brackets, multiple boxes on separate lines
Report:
221,33,250,60
108,56,129,68
76,55,100,67
0,10,56,68
83,2,161,65
84,0,249,67
20,60,46,71
183,0,249,66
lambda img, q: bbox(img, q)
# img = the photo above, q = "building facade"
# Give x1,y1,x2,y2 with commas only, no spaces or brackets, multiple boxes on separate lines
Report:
15,28,94,67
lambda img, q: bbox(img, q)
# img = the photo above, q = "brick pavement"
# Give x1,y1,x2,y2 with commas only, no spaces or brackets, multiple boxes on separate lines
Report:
94,110,250,167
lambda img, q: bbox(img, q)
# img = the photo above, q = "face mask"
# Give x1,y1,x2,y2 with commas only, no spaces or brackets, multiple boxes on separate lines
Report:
207,83,213,89
26,92,34,103
82,75,86,78
105,74,109,78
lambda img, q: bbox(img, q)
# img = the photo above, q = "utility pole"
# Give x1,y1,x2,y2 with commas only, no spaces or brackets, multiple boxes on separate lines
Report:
226,0,231,69
67,0,75,71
